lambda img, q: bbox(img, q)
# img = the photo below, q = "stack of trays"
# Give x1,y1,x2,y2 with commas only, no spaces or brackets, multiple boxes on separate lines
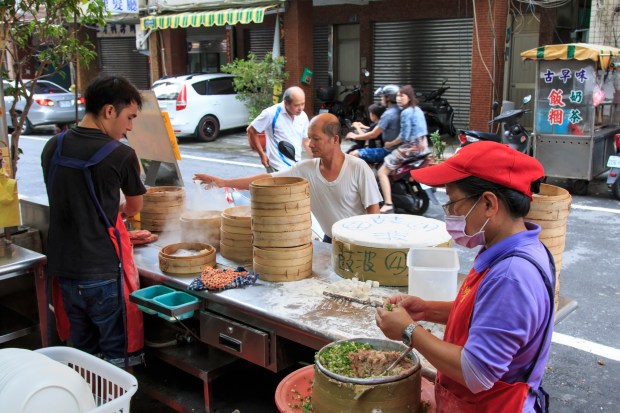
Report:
220,206,253,262
141,186,185,232
250,177,313,282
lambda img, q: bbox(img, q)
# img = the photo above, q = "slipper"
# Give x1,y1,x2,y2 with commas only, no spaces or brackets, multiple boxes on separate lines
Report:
380,204,394,214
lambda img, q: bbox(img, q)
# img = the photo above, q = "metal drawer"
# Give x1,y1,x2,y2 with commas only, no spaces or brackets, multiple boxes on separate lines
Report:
199,311,270,367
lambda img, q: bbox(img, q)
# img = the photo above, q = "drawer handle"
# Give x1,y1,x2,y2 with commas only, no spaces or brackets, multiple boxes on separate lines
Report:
219,334,242,352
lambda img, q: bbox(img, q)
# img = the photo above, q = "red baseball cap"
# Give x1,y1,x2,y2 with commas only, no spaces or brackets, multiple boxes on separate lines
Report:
411,141,545,199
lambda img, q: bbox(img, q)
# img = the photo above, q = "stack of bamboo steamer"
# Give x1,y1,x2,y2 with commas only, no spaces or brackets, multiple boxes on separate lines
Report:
179,210,221,250
220,206,253,262
525,183,572,315
141,186,185,232
250,177,313,282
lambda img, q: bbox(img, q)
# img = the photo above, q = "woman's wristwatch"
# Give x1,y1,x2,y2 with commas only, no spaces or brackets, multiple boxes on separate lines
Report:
402,322,419,347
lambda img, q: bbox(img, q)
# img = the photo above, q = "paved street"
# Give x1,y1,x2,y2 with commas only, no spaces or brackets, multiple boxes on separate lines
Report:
12,127,620,412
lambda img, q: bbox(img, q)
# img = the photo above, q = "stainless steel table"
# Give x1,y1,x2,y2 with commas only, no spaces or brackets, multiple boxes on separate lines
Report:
0,242,47,345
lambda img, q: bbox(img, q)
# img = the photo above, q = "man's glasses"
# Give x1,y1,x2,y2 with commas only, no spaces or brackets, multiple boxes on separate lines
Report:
441,194,480,215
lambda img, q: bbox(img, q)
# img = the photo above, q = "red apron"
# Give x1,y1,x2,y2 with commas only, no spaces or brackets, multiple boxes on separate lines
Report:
435,267,530,413
52,214,144,354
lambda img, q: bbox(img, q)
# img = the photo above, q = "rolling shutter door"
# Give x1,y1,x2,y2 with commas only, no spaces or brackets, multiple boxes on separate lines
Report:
98,37,150,90
246,27,284,59
373,18,473,129
313,25,330,114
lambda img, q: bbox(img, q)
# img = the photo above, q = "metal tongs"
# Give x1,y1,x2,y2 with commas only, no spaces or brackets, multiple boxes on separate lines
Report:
322,291,383,308
381,344,414,376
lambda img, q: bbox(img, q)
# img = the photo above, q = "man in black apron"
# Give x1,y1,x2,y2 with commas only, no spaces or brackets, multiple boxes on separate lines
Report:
41,76,146,367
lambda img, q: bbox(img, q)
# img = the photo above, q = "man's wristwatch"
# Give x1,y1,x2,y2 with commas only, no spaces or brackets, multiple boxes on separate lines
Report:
402,322,419,347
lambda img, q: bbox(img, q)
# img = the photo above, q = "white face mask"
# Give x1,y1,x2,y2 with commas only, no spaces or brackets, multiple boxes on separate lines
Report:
444,197,490,248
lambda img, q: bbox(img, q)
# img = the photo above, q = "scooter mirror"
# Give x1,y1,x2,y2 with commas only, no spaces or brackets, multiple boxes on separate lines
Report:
523,95,532,105
492,101,499,111
336,80,342,87
278,141,296,162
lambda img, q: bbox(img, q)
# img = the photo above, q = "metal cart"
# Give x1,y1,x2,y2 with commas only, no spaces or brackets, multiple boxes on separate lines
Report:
522,43,620,195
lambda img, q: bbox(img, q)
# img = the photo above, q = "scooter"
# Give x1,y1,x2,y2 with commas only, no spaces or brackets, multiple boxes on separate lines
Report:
458,95,532,154
606,133,620,200
388,152,436,215
417,79,456,138
317,79,369,134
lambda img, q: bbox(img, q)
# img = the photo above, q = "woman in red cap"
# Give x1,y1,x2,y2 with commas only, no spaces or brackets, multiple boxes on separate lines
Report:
376,141,555,413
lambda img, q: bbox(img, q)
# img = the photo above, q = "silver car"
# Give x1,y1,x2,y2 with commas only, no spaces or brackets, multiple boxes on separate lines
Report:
3,79,85,134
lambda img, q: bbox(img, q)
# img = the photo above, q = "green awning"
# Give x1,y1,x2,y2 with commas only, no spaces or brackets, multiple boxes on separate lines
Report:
140,6,272,30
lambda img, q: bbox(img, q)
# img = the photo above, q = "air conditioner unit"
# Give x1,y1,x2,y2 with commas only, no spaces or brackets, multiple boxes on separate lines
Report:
135,24,150,52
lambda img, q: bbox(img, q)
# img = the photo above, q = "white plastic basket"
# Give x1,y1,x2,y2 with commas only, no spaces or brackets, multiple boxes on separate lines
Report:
35,347,138,413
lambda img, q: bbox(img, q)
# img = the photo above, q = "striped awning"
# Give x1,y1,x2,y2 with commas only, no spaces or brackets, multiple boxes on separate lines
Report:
521,43,620,71
140,6,272,31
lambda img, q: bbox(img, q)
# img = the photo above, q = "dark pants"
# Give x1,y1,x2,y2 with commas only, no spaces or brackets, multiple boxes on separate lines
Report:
58,278,125,362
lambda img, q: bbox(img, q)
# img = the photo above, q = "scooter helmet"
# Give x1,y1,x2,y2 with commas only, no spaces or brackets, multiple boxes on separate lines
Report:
375,84,399,103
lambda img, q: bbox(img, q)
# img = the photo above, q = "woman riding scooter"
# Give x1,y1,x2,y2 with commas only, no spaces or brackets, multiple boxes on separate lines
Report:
377,85,429,213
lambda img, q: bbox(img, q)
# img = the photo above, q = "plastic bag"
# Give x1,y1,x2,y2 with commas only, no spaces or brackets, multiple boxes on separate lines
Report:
190,181,231,211
593,84,606,107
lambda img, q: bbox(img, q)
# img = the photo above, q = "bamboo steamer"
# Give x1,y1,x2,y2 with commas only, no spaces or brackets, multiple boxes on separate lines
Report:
253,259,313,282
250,205,312,217
179,210,221,249
222,205,252,221
158,242,215,274
221,224,253,235
220,229,253,242
141,186,185,232
220,243,253,262
249,177,310,197
252,231,312,248
252,220,312,233
525,183,572,315
253,243,313,260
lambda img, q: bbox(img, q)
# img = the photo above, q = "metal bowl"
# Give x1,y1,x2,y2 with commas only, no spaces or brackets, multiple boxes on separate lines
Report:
316,337,421,385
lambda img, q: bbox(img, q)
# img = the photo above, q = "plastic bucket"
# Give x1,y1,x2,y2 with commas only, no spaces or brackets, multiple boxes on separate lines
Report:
407,247,459,301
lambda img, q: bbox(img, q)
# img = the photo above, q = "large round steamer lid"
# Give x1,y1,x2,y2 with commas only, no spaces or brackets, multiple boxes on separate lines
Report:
332,214,450,249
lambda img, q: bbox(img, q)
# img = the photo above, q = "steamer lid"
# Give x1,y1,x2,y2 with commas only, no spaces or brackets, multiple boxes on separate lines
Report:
331,214,450,249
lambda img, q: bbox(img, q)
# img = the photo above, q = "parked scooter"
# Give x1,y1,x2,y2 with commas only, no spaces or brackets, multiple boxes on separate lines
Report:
458,95,532,154
417,79,456,138
317,76,370,135
606,133,620,200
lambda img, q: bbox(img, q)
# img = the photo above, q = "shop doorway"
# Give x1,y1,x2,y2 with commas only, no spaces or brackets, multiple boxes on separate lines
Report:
335,24,360,98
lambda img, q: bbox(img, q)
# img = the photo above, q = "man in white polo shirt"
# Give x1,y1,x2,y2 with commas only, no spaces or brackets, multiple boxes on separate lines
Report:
247,86,310,172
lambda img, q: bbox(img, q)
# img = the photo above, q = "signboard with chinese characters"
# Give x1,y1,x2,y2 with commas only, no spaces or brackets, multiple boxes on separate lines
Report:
535,60,596,136
105,0,139,14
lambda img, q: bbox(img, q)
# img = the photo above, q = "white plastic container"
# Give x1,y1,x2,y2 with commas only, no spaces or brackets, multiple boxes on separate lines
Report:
407,247,460,301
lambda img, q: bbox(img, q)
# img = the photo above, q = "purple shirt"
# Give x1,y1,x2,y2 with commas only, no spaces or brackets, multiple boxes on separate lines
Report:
461,222,554,412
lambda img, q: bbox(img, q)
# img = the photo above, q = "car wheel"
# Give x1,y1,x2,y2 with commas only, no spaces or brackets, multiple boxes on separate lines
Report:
196,115,220,142
611,177,620,201
16,113,33,135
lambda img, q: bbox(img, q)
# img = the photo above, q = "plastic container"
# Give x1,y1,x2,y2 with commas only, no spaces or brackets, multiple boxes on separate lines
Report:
130,285,175,314
153,291,200,322
0,348,96,413
34,346,138,413
407,247,459,301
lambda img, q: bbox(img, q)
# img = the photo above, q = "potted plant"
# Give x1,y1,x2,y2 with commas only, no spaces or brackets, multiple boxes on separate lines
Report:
429,129,447,163
222,52,288,150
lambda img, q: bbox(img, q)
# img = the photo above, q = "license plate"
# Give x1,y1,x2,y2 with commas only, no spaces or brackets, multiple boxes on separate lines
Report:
607,155,620,168
59,100,71,107
319,109,328,114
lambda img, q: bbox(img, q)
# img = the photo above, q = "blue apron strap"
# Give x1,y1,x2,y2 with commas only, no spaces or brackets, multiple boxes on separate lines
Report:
271,105,292,167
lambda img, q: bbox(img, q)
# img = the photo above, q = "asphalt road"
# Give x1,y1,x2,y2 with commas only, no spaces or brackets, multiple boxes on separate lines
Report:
12,127,620,412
